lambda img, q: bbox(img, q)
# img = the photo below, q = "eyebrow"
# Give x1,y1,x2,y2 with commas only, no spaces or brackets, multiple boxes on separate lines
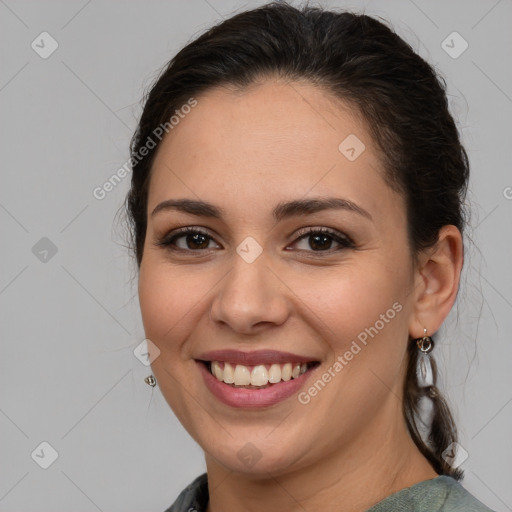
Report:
151,197,372,222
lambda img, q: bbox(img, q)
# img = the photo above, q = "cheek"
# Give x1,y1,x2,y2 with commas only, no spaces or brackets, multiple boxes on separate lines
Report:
292,262,406,349
302,272,408,388
138,253,237,368
137,258,203,350
293,260,410,411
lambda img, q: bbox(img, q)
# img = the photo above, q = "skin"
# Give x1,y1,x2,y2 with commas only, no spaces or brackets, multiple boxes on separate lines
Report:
138,78,463,512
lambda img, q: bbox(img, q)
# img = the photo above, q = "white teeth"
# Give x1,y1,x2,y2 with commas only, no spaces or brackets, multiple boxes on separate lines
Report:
212,361,223,381
268,363,282,383
250,365,268,386
281,363,292,381
223,362,235,384
233,364,251,385
209,360,312,387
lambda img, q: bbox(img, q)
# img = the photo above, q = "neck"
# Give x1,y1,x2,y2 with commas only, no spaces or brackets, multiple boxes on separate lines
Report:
205,403,438,512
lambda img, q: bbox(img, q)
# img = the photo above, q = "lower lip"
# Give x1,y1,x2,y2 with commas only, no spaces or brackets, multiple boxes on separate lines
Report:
197,361,317,409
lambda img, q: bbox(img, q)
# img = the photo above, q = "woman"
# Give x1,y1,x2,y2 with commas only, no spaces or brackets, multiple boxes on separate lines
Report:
125,2,494,511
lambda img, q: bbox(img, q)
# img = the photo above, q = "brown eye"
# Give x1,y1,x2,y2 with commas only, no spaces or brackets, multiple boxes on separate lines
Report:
183,232,210,250
156,226,354,254
292,228,355,252
308,233,333,251
156,228,220,251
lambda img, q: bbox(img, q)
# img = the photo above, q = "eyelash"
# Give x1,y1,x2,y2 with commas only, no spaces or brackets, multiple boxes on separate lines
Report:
155,226,355,254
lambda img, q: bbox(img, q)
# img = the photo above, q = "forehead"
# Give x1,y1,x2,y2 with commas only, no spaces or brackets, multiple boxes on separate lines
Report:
148,79,397,220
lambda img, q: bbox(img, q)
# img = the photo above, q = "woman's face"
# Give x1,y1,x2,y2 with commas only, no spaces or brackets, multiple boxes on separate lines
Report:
139,79,419,475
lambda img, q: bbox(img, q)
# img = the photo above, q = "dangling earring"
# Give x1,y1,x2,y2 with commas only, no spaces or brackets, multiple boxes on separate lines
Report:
144,375,156,387
415,328,434,388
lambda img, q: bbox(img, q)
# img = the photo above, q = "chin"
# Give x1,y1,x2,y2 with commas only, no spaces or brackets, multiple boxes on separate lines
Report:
204,438,309,478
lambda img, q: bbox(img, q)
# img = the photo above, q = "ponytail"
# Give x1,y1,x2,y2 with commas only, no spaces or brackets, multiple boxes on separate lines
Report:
403,338,463,480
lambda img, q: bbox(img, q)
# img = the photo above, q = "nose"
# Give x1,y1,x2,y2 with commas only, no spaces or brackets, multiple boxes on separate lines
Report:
209,253,291,335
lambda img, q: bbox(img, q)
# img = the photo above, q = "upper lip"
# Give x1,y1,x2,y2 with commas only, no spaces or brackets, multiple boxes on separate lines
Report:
195,349,319,366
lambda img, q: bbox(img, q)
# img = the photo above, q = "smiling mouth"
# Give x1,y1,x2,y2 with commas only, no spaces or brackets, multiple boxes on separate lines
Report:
199,360,320,389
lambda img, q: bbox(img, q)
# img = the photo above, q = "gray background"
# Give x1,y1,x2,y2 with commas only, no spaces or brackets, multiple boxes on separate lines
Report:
1,0,511,511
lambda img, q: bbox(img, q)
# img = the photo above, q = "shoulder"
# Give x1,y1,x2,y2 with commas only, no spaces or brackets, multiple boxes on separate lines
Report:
162,473,209,512
163,473,495,512
435,476,496,512
367,475,495,512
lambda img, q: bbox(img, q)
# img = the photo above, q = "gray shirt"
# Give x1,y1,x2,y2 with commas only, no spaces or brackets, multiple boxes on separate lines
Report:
163,473,495,512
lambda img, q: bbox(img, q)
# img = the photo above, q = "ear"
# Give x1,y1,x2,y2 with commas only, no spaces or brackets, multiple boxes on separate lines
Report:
409,225,464,339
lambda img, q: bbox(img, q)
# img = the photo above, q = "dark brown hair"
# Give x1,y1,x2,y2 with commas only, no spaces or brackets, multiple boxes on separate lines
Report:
125,1,468,479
